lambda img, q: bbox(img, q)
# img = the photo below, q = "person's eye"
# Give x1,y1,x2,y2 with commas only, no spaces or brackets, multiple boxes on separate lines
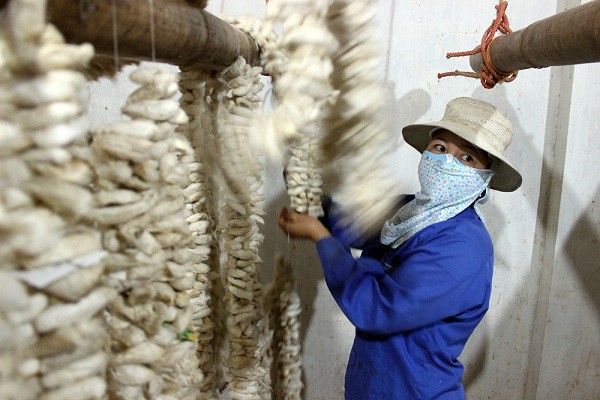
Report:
433,144,445,153
460,154,474,164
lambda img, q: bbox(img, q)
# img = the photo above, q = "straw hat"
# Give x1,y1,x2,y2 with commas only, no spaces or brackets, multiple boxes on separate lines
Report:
402,97,522,192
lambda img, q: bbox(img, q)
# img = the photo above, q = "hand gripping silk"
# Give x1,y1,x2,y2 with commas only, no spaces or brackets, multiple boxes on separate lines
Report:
381,151,494,248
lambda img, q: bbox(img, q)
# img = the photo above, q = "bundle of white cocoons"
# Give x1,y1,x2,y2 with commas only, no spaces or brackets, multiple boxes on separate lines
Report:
89,66,203,399
0,0,110,399
216,57,268,400
323,0,398,233
177,67,225,399
261,254,303,400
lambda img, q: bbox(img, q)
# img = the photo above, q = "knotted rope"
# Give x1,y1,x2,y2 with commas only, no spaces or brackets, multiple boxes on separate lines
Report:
438,1,518,89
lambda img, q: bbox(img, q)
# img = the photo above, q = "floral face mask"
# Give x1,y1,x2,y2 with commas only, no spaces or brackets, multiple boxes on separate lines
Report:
380,150,494,248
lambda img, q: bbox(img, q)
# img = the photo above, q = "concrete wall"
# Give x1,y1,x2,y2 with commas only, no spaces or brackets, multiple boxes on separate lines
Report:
88,0,600,398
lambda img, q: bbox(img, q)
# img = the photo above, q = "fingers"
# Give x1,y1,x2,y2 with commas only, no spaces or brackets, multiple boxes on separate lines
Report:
278,207,292,234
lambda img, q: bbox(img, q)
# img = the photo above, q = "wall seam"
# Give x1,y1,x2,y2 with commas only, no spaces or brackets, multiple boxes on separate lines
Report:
523,1,579,398
383,0,397,83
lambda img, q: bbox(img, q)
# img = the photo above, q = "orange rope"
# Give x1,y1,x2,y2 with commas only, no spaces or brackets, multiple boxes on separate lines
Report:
438,1,518,89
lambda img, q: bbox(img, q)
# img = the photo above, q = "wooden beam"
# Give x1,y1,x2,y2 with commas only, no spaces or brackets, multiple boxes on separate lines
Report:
0,0,261,71
471,1,600,73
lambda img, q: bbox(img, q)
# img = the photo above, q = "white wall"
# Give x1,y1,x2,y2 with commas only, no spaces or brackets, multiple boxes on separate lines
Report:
88,1,600,398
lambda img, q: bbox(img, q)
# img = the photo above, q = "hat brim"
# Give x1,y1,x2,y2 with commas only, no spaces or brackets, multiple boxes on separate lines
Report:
402,121,522,192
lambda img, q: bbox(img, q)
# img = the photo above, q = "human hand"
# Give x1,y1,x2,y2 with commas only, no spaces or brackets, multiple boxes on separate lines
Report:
278,207,331,242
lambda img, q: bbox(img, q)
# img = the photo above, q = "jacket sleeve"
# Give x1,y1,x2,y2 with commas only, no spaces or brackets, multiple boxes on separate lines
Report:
319,195,411,249
318,195,368,248
315,222,493,335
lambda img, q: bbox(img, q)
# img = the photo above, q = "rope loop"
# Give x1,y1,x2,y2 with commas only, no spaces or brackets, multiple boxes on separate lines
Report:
438,1,518,89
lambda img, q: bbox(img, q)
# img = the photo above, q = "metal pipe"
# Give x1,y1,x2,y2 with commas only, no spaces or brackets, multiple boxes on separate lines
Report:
0,0,261,71
471,1,600,73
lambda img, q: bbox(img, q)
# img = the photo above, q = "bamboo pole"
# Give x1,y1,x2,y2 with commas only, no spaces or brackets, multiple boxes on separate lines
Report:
0,0,261,71
471,1,600,73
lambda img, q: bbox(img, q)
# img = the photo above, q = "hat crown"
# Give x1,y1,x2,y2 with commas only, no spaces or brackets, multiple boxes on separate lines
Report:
442,97,513,154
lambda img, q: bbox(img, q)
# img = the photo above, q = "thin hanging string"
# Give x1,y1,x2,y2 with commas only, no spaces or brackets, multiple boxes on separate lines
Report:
286,230,291,269
149,0,157,62
111,0,120,71
438,0,518,89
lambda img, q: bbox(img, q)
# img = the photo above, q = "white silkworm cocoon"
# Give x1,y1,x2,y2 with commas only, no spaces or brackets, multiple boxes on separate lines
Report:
0,121,30,155
34,287,117,333
155,302,178,322
157,341,195,367
6,0,45,44
0,206,65,254
12,101,81,130
93,132,155,162
170,276,195,292
229,249,256,261
21,177,93,217
123,99,181,122
0,157,32,187
228,276,249,289
134,230,162,256
94,189,141,206
18,358,41,377
229,286,253,301
189,219,210,233
227,201,248,216
0,270,30,312
89,198,155,226
111,385,143,400
112,342,166,365
95,119,160,139
22,229,100,269
41,352,108,389
32,41,94,72
43,264,103,302
31,160,93,185
91,160,132,183
7,293,47,325
149,325,177,347
28,115,87,147
111,364,157,386
1,70,87,106
128,81,179,104
105,316,147,348
11,322,37,351
130,67,177,87
38,376,106,400
35,318,106,360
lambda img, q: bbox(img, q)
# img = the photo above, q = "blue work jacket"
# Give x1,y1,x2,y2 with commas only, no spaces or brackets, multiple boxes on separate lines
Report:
315,199,494,399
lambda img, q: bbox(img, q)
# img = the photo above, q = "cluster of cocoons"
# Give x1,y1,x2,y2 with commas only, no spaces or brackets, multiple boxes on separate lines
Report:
322,0,397,233
89,67,203,399
0,0,399,398
0,0,110,399
261,254,303,400
217,57,268,400
177,67,224,399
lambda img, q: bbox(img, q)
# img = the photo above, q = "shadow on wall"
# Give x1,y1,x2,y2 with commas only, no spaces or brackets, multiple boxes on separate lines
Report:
563,186,600,319
384,84,432,146
463,84,600,397
462,85,539,394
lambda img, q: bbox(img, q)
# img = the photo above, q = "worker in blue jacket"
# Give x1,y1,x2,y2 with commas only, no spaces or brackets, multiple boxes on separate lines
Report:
278,97,522,399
